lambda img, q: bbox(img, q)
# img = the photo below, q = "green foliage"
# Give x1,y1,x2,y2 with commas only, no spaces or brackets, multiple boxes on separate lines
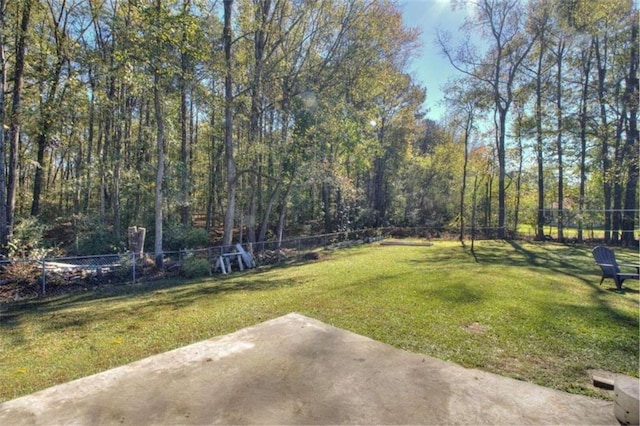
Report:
164,224,209,251
74,218,125,255
6,217,51,259
181,255,211,278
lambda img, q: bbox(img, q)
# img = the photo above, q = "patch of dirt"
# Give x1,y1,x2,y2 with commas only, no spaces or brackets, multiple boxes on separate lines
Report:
463,322,489,334
380,240,433,246
301,252,323,261
0,280,94,302
0,263,166,303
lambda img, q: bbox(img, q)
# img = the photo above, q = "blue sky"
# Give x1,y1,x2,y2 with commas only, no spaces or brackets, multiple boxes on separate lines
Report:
399,0,473,121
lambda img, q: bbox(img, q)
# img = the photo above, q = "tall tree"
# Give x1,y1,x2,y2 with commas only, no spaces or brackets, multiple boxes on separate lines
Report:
222,0,236,247
574,36,593,243
551,33,568,241
243,0,273,244
149,0,169,266
526,0,552,241
0,0,6,251
7,0,32,240
591,2,619,242
621,12,638,247
178,0,198,226
443,79,481,242
153,70,165,266
439,0,537,238
31,0,76,216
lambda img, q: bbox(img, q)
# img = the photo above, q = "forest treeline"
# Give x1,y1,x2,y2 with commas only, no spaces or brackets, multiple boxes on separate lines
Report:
0,0,637,261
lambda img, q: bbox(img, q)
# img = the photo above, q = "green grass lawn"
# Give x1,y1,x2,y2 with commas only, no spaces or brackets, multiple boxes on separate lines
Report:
1,240,638,402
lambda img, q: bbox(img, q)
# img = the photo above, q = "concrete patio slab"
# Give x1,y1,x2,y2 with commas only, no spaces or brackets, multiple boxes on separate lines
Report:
0,313,616,425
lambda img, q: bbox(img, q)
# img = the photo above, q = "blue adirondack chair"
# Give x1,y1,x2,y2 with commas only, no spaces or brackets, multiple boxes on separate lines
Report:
592,246,640,290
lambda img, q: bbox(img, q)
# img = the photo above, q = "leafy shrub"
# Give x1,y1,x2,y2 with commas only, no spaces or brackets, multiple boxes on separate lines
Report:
6,217,51,258
77,228,124,255
108,255,135,283
164,224,209,251
73,216,124,255
181,256,211,278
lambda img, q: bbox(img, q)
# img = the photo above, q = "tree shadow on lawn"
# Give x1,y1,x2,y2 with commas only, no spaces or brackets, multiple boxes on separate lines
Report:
501,241,640,293
0,271,302,343
474,240,589,270
529,300,639,371
463,240,606,285
468,240,639,325
410,240,594,280
492,299,639,389
424,281,486,305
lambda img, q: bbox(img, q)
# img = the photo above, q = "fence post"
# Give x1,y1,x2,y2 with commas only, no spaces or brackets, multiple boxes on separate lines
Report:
132,252,136,284
41,258,46,296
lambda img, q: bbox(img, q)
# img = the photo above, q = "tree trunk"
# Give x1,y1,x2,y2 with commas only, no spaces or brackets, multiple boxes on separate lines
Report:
622,17,639,247
112,85,124,241
133,97,150,224
594,36,613,242
497,107,507,239
471,174,479,253
7,0,32,240
83,71,96,213
513,110,523,237
153,72,165,267
206,99,217,233
535,41,546,241
0,0,7,251
612,168,623,243
276,178,294,249
322,181,332,233
222,0,236,247
612,97,628,245
258,181,281,243
73,112,83,217
577,41,593,243
180,71,190,226
372,121,386,228
180,3,190,226
484,177,492,234
555,39,566,242
247,172,257,243
459,109,472,242
32,89,62,217
247,0,271,244
31,132,48,216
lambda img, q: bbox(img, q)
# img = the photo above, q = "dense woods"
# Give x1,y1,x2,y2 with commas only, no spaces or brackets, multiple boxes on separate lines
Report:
0,0,637,258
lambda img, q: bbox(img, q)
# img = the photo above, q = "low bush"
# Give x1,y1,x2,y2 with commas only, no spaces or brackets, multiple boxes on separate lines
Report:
164,225,210,251
6,217,51,258
181,256,211,278
73,217,125,255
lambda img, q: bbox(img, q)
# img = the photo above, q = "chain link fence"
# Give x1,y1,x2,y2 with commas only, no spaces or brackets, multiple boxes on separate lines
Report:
0,229,385,300
4,223,635,301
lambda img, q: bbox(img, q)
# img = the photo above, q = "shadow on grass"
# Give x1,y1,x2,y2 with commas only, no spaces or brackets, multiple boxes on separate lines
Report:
465,240,639,327
426,282,486,304
0,268,303,345
494,298,639,382
473,240,588,269
463,240,598,285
